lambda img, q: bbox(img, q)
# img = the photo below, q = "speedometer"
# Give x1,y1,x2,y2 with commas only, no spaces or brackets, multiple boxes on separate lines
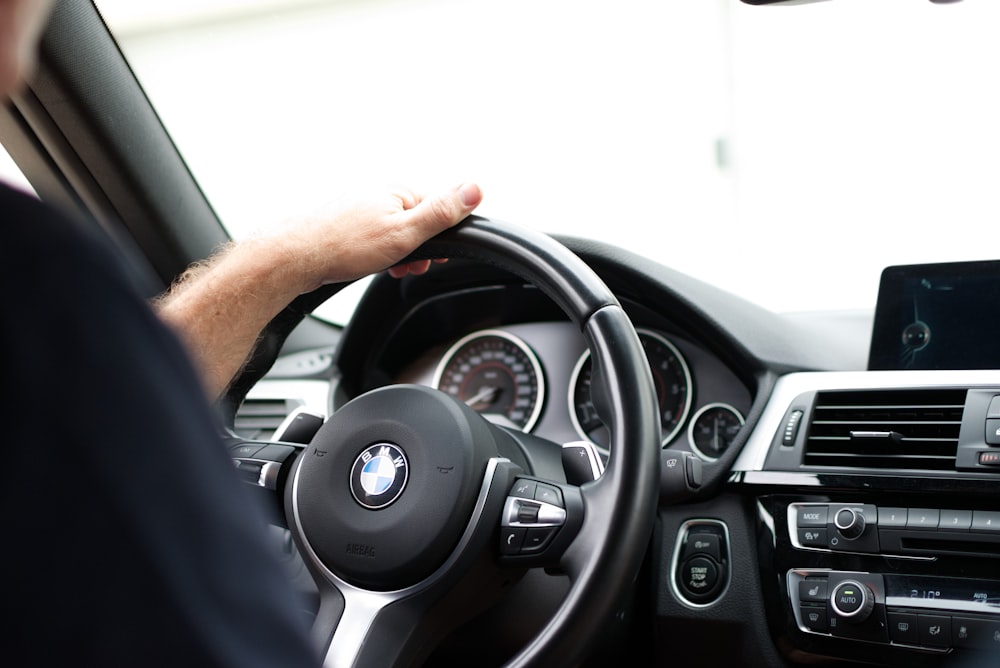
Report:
569,329,692,447
433,330,545,432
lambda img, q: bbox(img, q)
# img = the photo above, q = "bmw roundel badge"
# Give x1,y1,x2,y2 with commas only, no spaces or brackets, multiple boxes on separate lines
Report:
350,443,409,509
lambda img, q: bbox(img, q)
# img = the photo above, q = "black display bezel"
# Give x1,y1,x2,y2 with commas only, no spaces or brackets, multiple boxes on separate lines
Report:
868,259,1000,371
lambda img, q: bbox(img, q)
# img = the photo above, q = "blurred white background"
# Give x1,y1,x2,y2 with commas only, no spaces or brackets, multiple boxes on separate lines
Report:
4,0,998,317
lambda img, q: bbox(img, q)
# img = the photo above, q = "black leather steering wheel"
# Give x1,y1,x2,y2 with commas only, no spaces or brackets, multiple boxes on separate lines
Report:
234,217,660,667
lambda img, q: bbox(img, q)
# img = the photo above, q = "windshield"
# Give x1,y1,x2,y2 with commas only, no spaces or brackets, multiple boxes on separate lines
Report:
96,0,1000,322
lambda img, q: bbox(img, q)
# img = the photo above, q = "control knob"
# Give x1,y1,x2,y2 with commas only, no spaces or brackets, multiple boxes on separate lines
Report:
830,580,875,624
833,507,866,540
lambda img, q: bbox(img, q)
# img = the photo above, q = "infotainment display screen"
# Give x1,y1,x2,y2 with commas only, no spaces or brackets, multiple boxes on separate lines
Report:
868,260,1000,370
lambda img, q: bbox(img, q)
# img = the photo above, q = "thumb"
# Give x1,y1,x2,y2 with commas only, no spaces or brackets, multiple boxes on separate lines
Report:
399,183,483,234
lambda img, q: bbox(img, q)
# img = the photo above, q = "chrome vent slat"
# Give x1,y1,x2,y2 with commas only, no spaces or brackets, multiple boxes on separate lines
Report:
803,388,967,471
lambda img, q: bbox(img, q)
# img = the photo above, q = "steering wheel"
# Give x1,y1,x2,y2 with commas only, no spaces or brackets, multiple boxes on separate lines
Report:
235,217,660,667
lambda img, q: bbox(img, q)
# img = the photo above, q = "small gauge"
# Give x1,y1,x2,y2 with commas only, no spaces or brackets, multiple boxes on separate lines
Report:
569,329,693,448
687,403,744,461
433,329,545,432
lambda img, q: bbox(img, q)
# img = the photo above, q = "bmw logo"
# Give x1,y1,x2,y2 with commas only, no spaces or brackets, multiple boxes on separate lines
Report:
350,443,409,509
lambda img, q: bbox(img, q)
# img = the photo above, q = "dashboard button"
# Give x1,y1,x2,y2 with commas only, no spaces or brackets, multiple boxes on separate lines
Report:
878,507,908,527
679,556,719,598
939,509,973,531
979,451,1000,466
830,581,874,623
684,533,722,561
971,510,1000,533
801,605,828,632
906,508,940,530
798,578,828,602
987,418,1000,445
796,505,828,528
952,616,1000,651
888,612,919,645
988,396,1000,419
918,614,951,648
797,528,828,548
834,507,866,539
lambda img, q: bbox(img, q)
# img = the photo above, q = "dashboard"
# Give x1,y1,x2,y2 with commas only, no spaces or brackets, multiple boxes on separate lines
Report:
391,323,750,463
235,239,1000,668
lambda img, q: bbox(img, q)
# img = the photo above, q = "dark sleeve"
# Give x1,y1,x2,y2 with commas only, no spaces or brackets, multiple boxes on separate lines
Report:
0,186,321,667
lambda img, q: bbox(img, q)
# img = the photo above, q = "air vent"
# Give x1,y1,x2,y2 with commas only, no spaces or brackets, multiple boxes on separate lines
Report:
804,389,967,471
233,398,303,440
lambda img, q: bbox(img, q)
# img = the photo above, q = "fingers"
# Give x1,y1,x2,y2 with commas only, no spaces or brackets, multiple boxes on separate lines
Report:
398,182,483,234
387,260,432,278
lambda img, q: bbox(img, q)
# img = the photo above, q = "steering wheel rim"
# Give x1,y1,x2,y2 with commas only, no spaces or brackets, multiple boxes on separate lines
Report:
238,216,660,667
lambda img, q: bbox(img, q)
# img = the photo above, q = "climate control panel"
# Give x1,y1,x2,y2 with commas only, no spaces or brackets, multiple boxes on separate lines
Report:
788,569,1000,654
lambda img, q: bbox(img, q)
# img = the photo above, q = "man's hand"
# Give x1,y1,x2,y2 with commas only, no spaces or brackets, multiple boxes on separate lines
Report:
155,182,483,398
279,182,483,290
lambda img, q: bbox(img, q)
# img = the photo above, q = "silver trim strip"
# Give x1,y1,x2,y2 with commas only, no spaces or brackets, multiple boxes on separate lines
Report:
567,328,693,448
687,402,744,462
290,457,510,668
501,497,567,527
733,369,1000,473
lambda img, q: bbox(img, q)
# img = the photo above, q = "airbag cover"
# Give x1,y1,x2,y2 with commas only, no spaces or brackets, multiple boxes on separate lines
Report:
293,384,500,590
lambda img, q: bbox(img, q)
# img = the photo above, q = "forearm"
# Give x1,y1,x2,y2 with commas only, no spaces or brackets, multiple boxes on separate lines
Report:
155,237,313,399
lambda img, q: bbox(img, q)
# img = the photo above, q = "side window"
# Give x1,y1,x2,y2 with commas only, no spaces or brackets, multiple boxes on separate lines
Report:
0,143,35,196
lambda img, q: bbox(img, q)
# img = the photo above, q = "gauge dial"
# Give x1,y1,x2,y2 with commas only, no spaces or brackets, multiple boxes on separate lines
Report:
687,403,744,461
433,330,545,432
569,329,693,447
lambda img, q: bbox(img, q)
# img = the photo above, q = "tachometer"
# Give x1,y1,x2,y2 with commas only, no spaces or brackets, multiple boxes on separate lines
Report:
569,329,692,447
433,329,545,432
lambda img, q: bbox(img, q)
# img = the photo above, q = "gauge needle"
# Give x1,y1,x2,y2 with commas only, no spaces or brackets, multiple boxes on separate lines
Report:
465,385,499,407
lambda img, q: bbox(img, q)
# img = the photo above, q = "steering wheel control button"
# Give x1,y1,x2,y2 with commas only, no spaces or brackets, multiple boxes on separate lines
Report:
834,508,866,539
501,528,526,555
522,527,558,553
888,612,919,645
798,578,828,603
906,508,940,530
230,443,264,459
510,479,537,500
918,615,952,648
831,581,875,623
533,483,563,507
517,503,541,524
796,505,828,528
679,556,719,599
500,485,569,556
